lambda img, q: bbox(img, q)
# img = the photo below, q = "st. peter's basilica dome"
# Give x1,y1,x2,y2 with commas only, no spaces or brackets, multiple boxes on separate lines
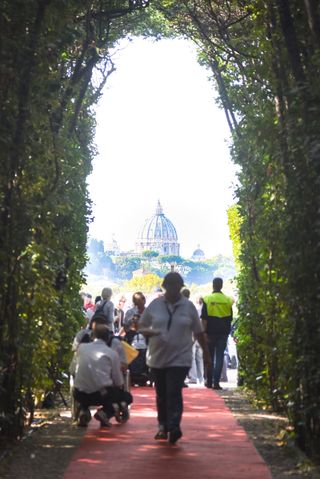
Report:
135,201,180,256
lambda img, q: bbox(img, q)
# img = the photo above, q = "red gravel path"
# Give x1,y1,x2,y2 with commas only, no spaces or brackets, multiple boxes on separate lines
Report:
64,387,272,479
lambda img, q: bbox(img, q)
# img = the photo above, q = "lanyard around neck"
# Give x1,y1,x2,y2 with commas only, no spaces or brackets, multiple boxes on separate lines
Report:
165,303,179,331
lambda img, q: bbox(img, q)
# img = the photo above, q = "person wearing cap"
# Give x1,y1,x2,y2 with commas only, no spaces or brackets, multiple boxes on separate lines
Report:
139,272,210,444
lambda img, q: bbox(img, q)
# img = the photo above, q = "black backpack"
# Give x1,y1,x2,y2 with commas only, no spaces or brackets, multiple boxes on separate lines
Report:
94,299,108,316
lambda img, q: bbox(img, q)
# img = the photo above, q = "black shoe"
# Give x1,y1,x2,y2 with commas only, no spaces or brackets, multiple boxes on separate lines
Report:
119,402,130,423
205,382,212,389
154,429,168,440
213,384,223,390
77,408,91,427
168,428,182,444
94,409,112,427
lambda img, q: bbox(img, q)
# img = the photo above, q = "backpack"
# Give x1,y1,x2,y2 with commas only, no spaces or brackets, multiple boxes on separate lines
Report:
94,299,108,316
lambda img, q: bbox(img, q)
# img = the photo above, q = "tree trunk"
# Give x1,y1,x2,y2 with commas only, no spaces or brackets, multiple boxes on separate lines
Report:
303,0,320,48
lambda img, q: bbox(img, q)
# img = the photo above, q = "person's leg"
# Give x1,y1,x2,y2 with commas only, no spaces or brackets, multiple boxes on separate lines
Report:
213,335,228,387
195,342,204,383
73,389,95,426
87,390,113,427
151,368,168,436
220,353,228,382
118,389,132,422
206,335,217,388
104,387,133,423
188,343,198,383
165,366,189,440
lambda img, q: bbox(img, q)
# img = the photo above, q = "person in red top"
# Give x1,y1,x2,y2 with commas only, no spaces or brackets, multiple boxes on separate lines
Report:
84,293,95,312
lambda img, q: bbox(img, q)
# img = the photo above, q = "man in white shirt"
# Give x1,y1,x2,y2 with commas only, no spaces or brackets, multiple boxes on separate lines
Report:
139,272,210,444
71,324,132,427
72,314,128,370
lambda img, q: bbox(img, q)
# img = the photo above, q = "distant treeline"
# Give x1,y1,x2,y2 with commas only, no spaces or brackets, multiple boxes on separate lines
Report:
86,239,236,285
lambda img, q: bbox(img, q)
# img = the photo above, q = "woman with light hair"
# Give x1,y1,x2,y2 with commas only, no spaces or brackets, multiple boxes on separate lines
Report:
101,287,112,300
91,287,114,331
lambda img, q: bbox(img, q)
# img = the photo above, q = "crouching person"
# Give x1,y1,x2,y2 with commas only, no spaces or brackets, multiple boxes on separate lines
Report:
70,324,133,428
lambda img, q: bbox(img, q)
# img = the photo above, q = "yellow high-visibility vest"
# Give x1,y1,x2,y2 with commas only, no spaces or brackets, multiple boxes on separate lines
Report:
204,292,233,317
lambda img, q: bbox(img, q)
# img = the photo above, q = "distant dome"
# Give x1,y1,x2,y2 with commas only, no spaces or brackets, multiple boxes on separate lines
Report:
140,201,178,242
192,245,205,261
136,201,180,256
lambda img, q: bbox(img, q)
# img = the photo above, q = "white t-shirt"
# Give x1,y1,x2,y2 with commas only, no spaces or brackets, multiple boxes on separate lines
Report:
139,296,203,368
71,339,124,393
72,329,127,365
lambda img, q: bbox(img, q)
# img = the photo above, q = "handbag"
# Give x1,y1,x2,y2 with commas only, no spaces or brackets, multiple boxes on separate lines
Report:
121,340,139,364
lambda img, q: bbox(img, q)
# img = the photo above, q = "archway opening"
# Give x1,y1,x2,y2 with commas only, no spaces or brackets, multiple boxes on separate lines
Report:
86,37,237,290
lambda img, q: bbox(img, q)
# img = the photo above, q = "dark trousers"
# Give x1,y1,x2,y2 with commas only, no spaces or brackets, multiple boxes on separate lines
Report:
206,334,228,387
151,366,189,432
74,387,132,418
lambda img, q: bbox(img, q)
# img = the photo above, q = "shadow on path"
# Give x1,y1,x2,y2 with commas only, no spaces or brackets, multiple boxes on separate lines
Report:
64,387,272,479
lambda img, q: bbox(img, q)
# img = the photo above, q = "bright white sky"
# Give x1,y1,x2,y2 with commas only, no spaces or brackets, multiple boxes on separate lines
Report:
88,37,238,258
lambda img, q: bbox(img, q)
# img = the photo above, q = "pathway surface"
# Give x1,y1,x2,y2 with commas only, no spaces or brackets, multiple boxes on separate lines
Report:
64,387,272,479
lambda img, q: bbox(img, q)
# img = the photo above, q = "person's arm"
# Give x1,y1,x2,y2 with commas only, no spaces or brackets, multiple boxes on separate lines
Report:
110,338,128,372
72,328,91,351
190,302,210,367
123,308,134,332
118,325,126,337
69,351,78,376
138,308,161,337
201,301,208,334
111,352,124,388
195,331,211,368
108,302,115,328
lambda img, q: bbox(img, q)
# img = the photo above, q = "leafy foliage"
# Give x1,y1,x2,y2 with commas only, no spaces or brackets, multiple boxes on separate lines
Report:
2,0,320,462
0,0,150,438
145,0,320,462
124,273,163,293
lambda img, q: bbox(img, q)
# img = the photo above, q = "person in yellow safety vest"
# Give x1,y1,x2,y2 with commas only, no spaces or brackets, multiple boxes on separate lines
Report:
201,277,234,390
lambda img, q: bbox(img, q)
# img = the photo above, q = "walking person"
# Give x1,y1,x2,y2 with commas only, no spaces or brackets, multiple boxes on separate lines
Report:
201,277,234,390
139,272,210,444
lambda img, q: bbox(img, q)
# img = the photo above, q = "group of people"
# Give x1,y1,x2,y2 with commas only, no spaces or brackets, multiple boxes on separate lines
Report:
72,274,234,444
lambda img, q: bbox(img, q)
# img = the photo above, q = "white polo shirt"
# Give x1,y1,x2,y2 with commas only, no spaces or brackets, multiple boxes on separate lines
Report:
72,339,124,393
139,296,203,369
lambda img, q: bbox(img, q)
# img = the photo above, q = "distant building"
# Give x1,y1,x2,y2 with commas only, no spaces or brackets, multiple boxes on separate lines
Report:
105,234,120,256
191,244,205,261
135,201,180,255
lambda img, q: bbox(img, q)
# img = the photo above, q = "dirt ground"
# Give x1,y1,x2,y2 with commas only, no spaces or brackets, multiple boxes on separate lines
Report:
221,388,320,479
0,388,320,479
